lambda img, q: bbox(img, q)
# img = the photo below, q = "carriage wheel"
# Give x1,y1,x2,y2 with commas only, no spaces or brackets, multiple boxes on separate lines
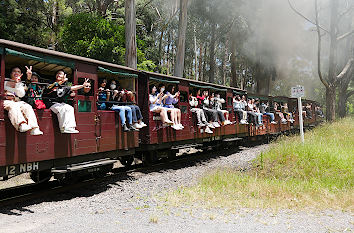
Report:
30,170,52,183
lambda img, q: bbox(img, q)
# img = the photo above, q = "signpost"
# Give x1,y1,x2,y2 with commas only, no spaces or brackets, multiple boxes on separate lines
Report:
291,86,305,143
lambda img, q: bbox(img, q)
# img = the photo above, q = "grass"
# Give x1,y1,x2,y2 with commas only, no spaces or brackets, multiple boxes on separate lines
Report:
165,117,354,211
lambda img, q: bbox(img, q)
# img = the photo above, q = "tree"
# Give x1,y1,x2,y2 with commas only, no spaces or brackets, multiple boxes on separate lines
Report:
288,0,354,121
125,0,137,69
174,0,189,77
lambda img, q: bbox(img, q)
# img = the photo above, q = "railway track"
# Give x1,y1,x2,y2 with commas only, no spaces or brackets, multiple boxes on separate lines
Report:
0,144,247,208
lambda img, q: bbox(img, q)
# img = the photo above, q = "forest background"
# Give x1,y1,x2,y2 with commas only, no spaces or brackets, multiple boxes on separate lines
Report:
0,0,353,119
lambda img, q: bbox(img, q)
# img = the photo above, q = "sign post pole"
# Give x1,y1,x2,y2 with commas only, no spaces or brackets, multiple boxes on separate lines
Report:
291,86,305,144
298,96,304,144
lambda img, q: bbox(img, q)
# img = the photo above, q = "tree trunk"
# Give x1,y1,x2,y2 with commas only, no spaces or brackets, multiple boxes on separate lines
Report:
326,86,336,121
125,0,137,69
194,25,198,80
338,89,348,118
202,43,207,82
198,42,203,81
222,38,229,85
50,0,58,50
174,0,188,78
209,21,216,83
230,37,237,87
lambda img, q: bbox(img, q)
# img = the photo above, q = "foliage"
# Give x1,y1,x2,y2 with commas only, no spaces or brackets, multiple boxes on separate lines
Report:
137,60,157,72
165,117,354,210
0,0,47,47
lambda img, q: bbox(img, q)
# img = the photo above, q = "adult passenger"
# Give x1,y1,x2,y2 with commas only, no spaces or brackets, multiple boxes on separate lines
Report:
189,92,213,134
4,66,43,135
43,70,91,133
233,95,248,124
200,90,220,128
24,71,46,109
149,85,173,125
274,102,287,124
257,100,277,124
163,85,183,130
108,80,137,132
211,93,231,125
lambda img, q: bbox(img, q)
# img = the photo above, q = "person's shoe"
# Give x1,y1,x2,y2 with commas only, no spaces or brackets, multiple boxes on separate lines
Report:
30,128,43,136
123,124,130,132
197,123,206,127
171,124,180,130
177,124,184,129
205,127,213,134
134,123,143,129
207,123,215,129
63,128,79,134
165,120,174,125
19,123,32,132
213,122,220,128
224,120,231,125
139,122,147,128
129,125,139,131
271,121,277,124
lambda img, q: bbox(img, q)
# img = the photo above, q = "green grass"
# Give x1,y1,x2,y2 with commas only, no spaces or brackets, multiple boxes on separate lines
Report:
166,117,354,210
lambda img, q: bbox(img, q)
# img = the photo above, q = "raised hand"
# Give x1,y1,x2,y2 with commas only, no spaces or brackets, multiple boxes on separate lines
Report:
15,73,23,83
25,66,32,80
63,74,68,83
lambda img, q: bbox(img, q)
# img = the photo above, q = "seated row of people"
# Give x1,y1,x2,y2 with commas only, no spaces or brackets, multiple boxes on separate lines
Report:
4,66,90,135
233,95,296,126
97,79,146,132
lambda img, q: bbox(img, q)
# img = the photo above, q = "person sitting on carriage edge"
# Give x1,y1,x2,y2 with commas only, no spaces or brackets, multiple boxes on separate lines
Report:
122,86,147,129
24,71,46,110
162,85,183,130
149,85,174,125
189,92,213,134
4,66,43,135
233,95,248,124
42,70,91,134
108,80,138,132
256,100,277,124
211,93,231,125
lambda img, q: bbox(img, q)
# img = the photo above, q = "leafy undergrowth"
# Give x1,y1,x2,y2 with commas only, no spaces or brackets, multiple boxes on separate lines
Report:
166,117,354,211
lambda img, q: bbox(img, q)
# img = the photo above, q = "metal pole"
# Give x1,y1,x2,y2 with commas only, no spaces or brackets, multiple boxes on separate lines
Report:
298,97,304,143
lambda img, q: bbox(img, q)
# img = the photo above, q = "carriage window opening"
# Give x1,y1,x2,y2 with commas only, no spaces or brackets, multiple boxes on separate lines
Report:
78,100,92,112
181,105,188,113
227,97,232,106
179,91,188,103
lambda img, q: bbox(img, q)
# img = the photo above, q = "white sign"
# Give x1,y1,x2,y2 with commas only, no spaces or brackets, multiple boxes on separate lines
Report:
291,86,305,98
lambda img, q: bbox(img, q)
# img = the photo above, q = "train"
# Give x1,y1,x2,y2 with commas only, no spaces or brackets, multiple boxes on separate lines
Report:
0,39,323,183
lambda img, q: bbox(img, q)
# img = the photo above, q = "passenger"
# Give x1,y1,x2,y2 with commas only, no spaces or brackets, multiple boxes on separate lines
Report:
149,85,173,125
4,66,43,135
43,70,90,133
211,93,231,125
315,106,324,118
305,103,313,119
281,103,294,123
258,101,277,124
119,84,146,129
246,99,260,126
162,85,183,130
97,79,110,110
108,80,138,132
233,95,248,124
24,71,46,109
251,99,263,126
189,91,213,134
274,102,287,124
200,90,221,128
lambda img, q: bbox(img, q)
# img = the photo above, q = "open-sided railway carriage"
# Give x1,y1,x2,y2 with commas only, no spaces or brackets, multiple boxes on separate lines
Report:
0,39,323,183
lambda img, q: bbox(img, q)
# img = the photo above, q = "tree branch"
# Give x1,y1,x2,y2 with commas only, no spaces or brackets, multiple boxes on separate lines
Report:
136,0,155,19
347,90,354,98
338,4,354,20
337,30,354,41
336,58,354,81
315,0,329,89
288,0,329,33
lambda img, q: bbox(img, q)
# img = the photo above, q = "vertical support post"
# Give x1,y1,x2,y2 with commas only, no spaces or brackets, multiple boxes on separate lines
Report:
298,97,304,143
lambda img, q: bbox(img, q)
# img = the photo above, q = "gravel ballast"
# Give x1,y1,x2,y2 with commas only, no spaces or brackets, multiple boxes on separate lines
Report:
0,145,352,233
